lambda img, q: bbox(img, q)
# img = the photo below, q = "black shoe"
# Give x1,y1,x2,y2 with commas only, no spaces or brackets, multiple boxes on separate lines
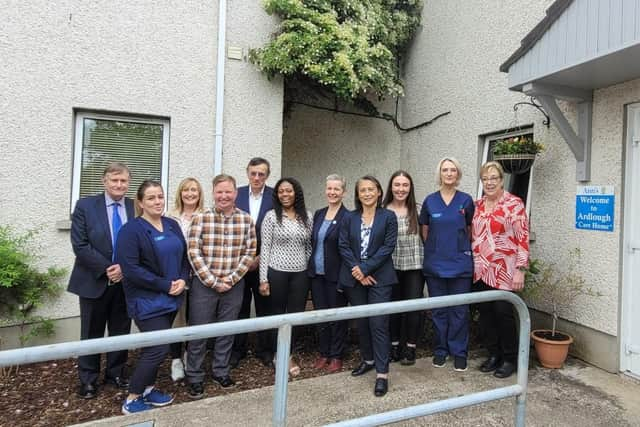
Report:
479,356,501,373
212,375,236,388
188,382,205,400
104,376,129,390
351,362,375,377
259,352,274,368
77,382,98,399
453,356,468,372
374,378,388,397
494,361,516,378
390,345,402,362
432,354,446,368
401,347,416,366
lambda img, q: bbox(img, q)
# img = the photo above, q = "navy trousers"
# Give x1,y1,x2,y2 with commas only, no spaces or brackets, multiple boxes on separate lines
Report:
427,276,471,358
311,276,348,359
345,284,393,374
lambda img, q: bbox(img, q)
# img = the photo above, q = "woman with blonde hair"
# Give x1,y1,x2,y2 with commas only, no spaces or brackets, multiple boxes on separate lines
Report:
420,157,474,372
166,177,204,381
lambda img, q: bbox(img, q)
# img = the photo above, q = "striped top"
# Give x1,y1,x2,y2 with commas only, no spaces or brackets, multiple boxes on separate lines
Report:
260,210,313,283
187,207,257,288
391,213,423,271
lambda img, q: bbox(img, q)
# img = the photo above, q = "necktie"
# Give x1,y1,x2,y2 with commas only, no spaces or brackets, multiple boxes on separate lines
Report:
112,202,122,259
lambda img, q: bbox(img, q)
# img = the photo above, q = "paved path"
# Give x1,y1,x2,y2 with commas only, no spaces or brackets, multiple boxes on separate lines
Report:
75,357,640,426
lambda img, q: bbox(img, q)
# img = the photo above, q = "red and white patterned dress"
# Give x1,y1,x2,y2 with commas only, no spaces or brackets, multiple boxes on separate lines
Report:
472,191,529,290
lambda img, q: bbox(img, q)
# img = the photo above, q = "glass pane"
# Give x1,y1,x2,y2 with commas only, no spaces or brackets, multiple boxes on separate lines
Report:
80,118,163,199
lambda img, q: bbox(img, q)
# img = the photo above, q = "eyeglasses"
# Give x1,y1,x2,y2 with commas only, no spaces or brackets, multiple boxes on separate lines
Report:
481,175,501,183
249,171,267,178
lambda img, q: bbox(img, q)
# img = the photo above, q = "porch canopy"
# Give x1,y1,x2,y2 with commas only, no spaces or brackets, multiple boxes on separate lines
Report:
500,0,640,181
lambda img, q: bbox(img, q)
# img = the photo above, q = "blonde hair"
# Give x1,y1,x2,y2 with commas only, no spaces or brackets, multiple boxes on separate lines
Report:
479,161,504,180
326,173,347,191
436,157,463,187
172,177,204,214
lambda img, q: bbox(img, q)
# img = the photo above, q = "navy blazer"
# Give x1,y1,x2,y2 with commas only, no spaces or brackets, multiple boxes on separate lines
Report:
67,193,135,299
307,205,350,282
236,185,274,254
338,208,398,288
115,216,189,321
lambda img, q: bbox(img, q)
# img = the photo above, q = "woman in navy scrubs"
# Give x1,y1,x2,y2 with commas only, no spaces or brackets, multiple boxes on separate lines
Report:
419,158,474,372
116,180,189,414
308,174,350,373
339,175,397,397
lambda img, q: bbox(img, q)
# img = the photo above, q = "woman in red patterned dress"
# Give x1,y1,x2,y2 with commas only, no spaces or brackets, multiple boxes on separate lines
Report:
471,161,529,379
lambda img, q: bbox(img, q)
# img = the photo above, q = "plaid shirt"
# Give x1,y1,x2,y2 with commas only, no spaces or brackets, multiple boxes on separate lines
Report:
188,207,257,288
391,213,423,271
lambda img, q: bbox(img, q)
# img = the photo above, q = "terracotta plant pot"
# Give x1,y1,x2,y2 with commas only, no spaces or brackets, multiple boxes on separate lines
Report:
531,329,573,368
494,154,536,174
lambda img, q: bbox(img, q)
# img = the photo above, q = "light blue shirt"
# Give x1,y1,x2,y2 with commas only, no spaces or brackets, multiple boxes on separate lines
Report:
314,220,332,275
104,193,128,242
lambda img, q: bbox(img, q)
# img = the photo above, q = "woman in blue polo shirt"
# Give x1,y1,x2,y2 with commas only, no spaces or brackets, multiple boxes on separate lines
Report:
419,157,474,372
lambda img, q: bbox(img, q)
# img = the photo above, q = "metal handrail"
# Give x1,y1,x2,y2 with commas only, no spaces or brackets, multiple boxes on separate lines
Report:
0,290,530,427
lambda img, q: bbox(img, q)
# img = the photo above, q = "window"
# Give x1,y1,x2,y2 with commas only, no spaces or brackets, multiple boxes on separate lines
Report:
72,111,169,210
478,127,534,216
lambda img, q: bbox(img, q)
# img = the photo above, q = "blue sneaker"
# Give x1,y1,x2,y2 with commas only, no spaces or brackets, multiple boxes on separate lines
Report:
143,388,174,407
122,396,152,415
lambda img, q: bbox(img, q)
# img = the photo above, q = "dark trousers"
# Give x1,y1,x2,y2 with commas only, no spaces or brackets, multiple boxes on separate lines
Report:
232,269,272,359
267,268,309,352
345,284,393,374
78,283,131,385
129,311,175,394
311,276,348,359
427,276,471,358
170,290,188,359
473,280,518,363
186,277,245,382
389,269,424,345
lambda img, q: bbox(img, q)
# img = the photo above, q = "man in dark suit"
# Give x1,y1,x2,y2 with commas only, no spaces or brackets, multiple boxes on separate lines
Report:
68,162,134,399
230,157,274,367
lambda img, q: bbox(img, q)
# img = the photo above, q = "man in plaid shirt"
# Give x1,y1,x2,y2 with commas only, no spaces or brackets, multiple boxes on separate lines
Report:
185,174,257,399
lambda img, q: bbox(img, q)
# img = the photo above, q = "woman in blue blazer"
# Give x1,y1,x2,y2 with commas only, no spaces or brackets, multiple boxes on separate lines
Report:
308,174,350,373
115,180,189,415
339,175,397,397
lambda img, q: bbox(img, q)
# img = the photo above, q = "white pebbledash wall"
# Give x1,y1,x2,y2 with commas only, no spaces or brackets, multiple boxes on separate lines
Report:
0,1,283,344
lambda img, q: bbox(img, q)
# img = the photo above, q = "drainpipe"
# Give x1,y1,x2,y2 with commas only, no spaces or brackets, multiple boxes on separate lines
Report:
214,0,226,175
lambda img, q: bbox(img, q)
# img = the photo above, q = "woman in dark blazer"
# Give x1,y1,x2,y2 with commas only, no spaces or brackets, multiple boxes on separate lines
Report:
308,174,350,374
116,180,189,415
339,175,397,397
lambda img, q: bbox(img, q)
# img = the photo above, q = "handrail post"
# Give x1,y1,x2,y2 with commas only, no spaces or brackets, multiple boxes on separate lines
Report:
273,323,292,427
512,292,531,427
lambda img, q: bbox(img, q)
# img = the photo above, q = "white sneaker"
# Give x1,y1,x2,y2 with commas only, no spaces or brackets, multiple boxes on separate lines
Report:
171,358,185,382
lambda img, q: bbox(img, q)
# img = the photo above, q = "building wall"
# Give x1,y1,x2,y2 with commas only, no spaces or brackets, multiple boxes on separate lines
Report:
0,1,282,340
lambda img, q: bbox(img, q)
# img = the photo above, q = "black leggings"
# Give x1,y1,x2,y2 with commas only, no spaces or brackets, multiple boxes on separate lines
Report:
390,269,424,345
473,280,518,363
267,268,310,351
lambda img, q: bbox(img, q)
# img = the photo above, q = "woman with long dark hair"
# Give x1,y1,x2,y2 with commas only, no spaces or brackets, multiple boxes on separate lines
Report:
116,180,189,414
259,177,313,376
382,171,424,365
339,175,397,397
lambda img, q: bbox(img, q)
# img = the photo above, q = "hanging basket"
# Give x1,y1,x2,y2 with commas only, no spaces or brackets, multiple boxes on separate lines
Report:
493,154,537,174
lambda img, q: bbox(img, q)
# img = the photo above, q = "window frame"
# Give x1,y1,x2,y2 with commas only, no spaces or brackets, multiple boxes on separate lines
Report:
478,127,535,218
71,111,170,212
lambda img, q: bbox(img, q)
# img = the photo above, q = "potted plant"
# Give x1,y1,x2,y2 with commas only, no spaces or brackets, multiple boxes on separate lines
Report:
523,249,601,368
492,134,544,174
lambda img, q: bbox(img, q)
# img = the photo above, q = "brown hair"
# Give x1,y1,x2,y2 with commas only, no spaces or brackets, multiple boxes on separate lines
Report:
382,170,419,235
135,179,163,216
103,161,130,178
173,177,204,214
212,174,237,189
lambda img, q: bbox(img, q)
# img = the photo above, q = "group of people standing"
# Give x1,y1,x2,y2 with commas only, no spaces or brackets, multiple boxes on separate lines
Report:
67,155,529,415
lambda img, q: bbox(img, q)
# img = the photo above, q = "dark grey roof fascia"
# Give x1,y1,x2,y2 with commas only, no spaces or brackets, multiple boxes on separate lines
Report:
499,0,573,73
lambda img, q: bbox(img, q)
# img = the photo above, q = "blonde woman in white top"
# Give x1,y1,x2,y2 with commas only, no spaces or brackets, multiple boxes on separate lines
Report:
166,177,204,381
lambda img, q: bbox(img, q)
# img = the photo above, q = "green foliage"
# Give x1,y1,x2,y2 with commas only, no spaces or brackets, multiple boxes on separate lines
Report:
0,226,65,345
493,134,545,156
523,248,601,337
251,0,423,102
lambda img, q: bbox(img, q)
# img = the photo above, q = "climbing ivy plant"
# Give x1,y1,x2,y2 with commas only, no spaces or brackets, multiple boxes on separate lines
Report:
251,0,423,107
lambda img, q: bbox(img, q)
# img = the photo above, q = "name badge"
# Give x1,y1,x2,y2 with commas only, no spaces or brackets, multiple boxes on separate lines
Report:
154,235,166,242
432,213,442,218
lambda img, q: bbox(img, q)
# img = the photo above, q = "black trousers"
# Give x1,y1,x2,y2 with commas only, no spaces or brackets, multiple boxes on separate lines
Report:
345,284,393,374
389,269,424,345
267,268,310,352
232,269,273,359
129,311,175,394
78,283,131,385
473,281,518,363
311,276,348,359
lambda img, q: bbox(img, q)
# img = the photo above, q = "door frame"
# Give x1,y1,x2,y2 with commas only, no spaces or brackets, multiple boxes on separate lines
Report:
620,102,640,377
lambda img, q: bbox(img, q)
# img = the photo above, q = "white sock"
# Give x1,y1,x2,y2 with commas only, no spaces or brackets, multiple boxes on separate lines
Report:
143,386,154,397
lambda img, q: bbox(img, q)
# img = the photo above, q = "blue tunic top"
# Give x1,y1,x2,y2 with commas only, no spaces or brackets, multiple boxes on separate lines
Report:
419,191,475,278
143,220,184,282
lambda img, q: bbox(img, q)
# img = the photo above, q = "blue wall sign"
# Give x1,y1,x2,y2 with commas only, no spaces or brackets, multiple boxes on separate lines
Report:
575,186,614,232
